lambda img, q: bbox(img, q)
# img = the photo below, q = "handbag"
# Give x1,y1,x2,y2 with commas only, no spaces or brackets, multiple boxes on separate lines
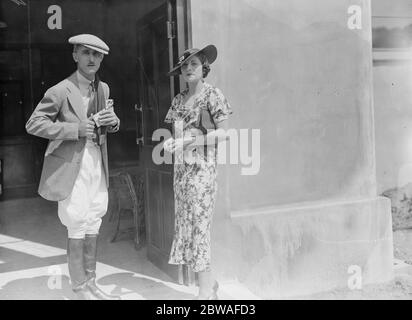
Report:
196,104,217,158
198,105,216,134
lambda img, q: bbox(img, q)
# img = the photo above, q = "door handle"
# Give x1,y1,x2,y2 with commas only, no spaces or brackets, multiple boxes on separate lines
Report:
135,103,144,146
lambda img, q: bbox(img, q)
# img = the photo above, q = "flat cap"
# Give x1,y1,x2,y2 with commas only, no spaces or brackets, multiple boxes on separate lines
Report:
68,34,109,55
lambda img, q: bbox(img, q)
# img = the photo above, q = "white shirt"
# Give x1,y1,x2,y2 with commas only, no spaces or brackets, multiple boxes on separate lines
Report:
76,71,94,119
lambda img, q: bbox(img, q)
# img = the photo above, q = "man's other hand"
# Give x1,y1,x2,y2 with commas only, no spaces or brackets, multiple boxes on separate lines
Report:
79,118,95,138
98,109,118,127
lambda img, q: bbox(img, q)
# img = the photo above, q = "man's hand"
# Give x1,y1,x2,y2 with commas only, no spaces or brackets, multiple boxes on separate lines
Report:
98,108,118,127
78,118,95,138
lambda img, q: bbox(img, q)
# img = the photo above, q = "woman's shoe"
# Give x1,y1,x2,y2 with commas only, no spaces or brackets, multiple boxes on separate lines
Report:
210,281,219,300
213,281,219,293
195,281,219,300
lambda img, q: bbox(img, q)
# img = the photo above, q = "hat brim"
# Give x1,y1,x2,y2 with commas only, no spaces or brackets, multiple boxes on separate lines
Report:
168,45,217,76
82,44,109,55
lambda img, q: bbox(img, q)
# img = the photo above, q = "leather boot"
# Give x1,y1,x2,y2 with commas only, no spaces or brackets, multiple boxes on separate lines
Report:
84,234,121,300
67,238,96,300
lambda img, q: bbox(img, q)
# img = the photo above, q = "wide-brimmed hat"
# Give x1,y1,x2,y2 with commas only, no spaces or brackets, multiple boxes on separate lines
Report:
68,34,110,55
168,44,217,76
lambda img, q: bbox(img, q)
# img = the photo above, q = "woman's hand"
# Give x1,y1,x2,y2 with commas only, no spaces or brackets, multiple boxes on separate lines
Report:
163,136,195,154
189,128,204,137
163,137,175,153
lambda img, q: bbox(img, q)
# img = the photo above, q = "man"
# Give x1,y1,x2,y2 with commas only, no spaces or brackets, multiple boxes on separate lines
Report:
26,34,121,300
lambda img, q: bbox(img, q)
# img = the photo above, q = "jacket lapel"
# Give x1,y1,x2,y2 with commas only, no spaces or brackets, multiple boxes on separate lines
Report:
66,72,86,121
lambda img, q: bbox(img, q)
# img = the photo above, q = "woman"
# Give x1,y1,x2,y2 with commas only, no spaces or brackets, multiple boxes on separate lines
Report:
164,44,232,299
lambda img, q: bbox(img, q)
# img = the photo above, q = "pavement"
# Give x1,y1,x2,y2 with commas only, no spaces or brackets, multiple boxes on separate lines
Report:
2,196,410,300
0,196,260,300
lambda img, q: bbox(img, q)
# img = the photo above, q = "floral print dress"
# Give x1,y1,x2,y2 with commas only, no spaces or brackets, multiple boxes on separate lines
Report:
164,82,232,272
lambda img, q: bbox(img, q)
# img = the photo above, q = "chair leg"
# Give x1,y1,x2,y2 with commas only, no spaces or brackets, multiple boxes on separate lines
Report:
108,193,120,222
111,208,122,243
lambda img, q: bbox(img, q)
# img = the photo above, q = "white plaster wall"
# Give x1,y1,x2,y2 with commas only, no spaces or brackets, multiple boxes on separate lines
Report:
190,0,376,212
374,63,412,193
189,0,393,297
372,0,412,193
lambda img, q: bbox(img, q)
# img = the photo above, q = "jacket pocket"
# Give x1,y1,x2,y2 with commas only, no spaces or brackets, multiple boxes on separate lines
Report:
39,155,80,201
46,140,84,163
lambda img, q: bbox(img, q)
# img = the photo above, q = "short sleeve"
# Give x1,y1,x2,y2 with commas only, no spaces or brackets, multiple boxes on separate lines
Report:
164,95,180,123
208,87,233,123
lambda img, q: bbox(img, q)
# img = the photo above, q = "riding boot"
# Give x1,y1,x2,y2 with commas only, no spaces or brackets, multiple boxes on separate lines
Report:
84,234,121,300
67,238,96,300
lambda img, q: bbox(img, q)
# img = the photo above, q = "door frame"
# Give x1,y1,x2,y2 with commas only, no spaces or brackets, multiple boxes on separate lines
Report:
174,0,192,95
168,0,196,285
136,0,193,284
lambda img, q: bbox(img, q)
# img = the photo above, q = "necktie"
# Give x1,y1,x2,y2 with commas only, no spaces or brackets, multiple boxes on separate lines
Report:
87,81,96,117
87,81,100,144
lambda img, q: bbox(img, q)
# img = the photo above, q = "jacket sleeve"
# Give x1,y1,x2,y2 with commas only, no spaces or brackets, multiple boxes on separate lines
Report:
25,87,79,141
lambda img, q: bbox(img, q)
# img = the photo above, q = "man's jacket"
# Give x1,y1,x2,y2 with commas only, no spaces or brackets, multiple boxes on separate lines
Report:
26,72,119,201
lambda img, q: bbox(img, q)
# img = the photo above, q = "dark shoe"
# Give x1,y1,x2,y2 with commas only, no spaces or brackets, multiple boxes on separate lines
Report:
86,278,121,300
83,234,121,300
67,238,88,294
73,285,97,300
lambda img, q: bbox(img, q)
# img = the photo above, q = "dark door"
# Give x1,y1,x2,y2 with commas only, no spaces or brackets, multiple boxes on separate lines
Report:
0,47,50,199
136,1,183,282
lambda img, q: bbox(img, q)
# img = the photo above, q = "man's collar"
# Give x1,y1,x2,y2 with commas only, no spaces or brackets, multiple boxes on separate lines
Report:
76,70,95,88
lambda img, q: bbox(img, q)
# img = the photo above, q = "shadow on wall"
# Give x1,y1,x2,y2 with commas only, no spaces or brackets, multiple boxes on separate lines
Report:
373,24,412,49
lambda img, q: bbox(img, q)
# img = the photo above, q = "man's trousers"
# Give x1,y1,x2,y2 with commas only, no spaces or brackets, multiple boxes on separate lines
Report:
58,142,108,239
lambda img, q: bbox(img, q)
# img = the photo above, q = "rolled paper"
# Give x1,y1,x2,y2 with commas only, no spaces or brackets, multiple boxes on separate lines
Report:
106,99,114,109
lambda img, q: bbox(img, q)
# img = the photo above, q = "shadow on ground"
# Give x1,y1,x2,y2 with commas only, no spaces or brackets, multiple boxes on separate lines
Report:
98,272,195,300
0,272,195,300
0,275,73,300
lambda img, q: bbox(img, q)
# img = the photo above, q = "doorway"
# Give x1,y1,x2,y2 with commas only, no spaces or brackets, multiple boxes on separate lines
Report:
135,0,190,283
0,0,193,284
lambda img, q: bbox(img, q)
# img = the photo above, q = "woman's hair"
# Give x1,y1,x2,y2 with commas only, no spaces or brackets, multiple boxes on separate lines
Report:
195,52,211,78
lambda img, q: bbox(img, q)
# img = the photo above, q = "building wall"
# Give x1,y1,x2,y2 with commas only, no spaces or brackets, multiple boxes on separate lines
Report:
372,0,412,194
190,0,393,297
374,63,412,194
191,0,376,211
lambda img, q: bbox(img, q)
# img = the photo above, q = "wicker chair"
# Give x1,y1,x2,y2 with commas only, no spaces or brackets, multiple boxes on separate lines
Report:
108,171,144,250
